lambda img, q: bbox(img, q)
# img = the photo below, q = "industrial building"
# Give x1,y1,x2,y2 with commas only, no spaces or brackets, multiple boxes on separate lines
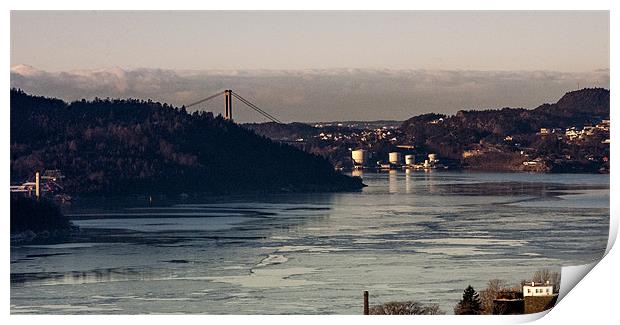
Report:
10,170,69,202
350,150,447,171
388,152,402,165
351,149,368,168
404,154,415,166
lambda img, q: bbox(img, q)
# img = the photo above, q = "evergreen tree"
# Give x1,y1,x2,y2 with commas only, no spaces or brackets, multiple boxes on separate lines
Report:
454,285,483,315
9,89,364,195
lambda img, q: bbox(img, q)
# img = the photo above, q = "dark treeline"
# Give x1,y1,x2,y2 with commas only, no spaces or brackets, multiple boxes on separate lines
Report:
244,122,320,140
11,197,72,233
10,89,363,195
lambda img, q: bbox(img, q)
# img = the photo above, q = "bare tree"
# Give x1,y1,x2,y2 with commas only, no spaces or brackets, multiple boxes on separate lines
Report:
369,301,444,315
551,272,561,293
531,268,561,293
479,279,507,314
532,269,552,283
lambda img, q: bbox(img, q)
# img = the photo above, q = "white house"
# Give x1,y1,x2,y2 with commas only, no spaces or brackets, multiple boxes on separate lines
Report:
523,281,554,297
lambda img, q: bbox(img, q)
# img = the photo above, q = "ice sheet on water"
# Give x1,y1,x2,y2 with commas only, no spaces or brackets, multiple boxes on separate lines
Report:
205,267,321,288
10,172,609,314
72,216,254,232
415,247,496,256
273,245,346,253
510,189,609,209
408,238,528,247
68,212,247,218
256,254,289,267
22,243,101,249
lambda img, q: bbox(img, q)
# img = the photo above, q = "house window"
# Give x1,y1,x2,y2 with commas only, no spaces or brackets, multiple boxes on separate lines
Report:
527,289,531,293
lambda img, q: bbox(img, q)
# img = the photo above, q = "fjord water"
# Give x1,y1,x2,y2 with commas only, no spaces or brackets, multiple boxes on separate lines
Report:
10,171,609,314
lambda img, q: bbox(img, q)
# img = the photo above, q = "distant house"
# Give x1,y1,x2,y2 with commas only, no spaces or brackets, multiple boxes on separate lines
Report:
523,159,542,166
596,119,610,130
565,128,580,140
523,281,553,297
492,282,558,314
522,281,558,314
582,126,596,136
539,128,549,135
462,150,481,158
429,118,444,124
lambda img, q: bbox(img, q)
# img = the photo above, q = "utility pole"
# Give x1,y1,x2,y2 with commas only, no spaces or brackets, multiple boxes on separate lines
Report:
363,290,369,315
35,171,40,200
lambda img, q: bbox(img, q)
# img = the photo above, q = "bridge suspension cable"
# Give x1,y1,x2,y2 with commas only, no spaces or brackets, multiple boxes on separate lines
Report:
231,91,282,124
185,90,226,108
185,89,282,124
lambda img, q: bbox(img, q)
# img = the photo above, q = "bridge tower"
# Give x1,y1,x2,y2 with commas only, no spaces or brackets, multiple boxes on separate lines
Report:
186,89,280,123
224,89,233,120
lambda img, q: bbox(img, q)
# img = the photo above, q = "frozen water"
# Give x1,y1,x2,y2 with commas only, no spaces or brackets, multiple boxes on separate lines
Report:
10,171,609,314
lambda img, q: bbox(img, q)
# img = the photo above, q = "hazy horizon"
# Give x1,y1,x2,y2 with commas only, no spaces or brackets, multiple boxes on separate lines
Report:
10,11,610,122
11,65,609,122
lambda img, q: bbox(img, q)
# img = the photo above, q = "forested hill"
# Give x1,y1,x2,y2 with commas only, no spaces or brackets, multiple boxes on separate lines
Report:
10,89,363,195
400,88,610,162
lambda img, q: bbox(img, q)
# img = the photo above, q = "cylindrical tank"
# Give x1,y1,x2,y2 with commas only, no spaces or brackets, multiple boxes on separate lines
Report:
388,152,402,164
428,153,437,162
405,154,415,166
352,149,367,165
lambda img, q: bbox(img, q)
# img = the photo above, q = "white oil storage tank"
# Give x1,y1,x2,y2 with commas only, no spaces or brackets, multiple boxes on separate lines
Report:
405,154,415,166
389,152,402,165
352,149,367,166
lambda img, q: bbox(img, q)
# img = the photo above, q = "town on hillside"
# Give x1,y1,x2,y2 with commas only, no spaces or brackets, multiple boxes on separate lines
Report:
246,88,610,173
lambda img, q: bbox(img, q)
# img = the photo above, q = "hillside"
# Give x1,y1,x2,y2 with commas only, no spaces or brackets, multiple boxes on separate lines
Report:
244,122,319,141
237,88,609,173
400,88,610,172
536,88,610,120
10,89,364,195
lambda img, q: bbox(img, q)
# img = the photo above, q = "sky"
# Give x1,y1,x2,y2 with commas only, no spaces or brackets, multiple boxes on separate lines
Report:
10,11,610,122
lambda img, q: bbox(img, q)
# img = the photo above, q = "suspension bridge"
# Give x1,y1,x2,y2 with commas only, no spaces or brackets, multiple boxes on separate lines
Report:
186,89,282,124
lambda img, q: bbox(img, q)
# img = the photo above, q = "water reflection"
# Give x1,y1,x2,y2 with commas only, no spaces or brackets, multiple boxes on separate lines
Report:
11,267,148,286
405,169,412,194
388,170,398,193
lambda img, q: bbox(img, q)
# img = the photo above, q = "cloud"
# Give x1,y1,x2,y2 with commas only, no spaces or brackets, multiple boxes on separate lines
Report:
11,65,609,122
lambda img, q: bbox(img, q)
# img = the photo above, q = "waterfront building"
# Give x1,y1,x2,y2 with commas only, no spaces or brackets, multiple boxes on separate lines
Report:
352,149,368,167
388,152,402,165
523,281,554,297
